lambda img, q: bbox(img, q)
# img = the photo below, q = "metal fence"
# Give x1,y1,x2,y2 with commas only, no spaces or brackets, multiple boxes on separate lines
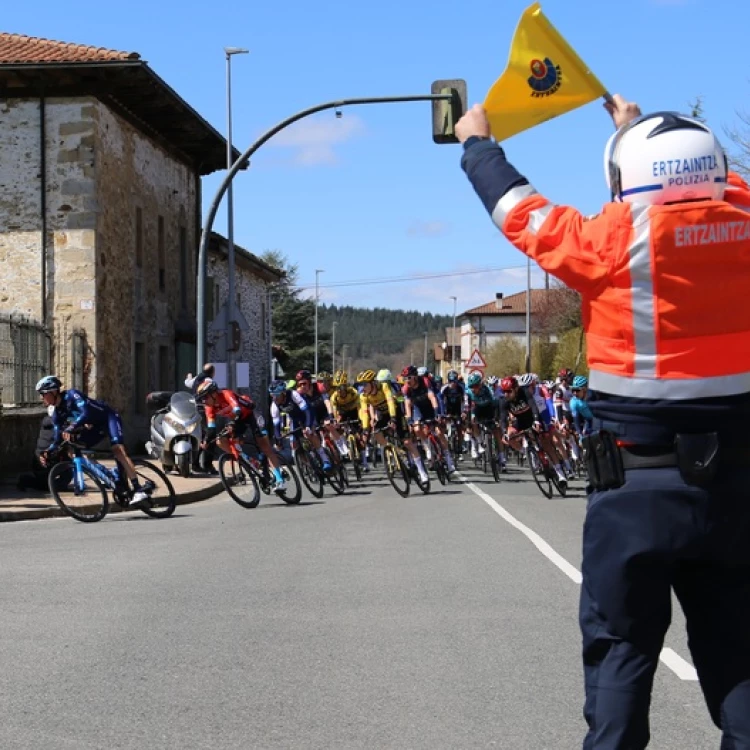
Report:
0,314,51,407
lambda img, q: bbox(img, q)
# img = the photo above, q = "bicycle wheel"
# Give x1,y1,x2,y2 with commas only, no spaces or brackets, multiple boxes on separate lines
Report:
294,449,324,498
327,459,347,495
49,461,109,522
276,464,302,504
549,466,568,497
435,459,448,486
347,434,363,482
384,444,410,497
526,445,553,498
487,434,501,483
219,453,261,508
132,459,176,518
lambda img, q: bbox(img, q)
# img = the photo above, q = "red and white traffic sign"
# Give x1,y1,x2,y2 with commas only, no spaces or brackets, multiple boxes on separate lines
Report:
466,348,487,369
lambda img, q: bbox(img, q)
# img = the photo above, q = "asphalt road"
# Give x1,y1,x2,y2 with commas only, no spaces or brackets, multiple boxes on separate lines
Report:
1,460,720,749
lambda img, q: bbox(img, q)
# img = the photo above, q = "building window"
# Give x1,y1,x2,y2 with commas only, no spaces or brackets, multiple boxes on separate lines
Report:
158,215,166,291
159,345,170,390
135,207,143,268
179,226,188,310
134,341,147,414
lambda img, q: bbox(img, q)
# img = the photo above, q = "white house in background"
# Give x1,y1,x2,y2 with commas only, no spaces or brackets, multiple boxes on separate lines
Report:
455,289,562,376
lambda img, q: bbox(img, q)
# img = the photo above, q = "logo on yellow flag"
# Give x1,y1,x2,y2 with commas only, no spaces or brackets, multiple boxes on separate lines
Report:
484,3,606,142
528,57,561,97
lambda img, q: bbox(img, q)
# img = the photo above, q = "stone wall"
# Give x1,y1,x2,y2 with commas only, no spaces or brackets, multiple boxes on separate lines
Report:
0,407,45,476
94,101,198,441
206,252,272,405
0,99,44,318
0,95,199,450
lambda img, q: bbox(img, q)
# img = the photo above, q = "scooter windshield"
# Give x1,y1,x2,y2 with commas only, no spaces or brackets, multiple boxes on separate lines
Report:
170,391,198,420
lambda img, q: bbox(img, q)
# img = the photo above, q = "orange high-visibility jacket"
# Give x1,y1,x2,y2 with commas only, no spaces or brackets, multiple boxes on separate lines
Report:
495,173,750,400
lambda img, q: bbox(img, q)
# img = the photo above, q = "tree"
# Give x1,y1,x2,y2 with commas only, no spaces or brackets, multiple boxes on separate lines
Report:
261,250,324,374
534,283,582,336
691,94,750,179
688,96,706,123
484,336,526,377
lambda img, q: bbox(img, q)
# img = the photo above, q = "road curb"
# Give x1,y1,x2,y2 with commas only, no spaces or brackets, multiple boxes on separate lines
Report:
0,480,224,523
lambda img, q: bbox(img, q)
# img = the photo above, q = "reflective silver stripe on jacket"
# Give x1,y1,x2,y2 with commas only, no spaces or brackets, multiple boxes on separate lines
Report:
627,204,657,379
590,369,750,399
491,184,553,233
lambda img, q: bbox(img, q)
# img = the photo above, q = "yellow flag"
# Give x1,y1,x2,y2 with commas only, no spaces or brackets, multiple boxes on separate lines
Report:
484,2,606,142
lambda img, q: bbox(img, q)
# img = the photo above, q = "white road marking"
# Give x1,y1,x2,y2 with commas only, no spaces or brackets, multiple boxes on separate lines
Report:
459,476,699,682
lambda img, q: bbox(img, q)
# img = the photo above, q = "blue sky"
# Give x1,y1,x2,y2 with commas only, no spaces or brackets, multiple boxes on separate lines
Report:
5,0,746,315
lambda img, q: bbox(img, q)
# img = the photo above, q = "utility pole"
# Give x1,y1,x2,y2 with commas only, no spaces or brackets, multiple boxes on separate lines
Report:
525,257,532,372
450,295,457,369
314,269,324,374
332,321,337,372
224,46,249,390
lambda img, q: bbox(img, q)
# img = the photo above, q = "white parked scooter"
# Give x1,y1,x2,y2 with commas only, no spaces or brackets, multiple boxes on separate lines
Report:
145,391,203,477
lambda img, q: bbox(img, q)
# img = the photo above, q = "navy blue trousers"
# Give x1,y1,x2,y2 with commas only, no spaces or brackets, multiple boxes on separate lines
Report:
580,466,750,749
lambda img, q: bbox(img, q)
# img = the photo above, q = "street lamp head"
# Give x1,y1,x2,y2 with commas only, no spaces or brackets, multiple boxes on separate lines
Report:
225,47,250,56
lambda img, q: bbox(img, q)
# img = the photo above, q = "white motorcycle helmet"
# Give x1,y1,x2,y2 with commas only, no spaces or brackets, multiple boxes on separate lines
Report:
604,111,727,205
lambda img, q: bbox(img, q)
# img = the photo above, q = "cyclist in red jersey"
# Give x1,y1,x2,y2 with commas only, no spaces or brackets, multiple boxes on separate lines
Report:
196,379,286,490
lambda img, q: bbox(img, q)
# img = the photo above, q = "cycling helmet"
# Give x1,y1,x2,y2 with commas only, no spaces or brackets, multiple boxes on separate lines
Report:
434,375,443,387
558,368,572,379
488,375,499,386
417,366,428,377
500,376,518,392
467,372,482,387
604,111,727,205
36,375,62,393
530,373,539,384
401,365,418,378
268,379,288,396
286,379,297,390
295,369,312,383
376,369,392,383
317,371,332,383
356,369,376,384
447,369,458,382
572,375,589,389
195,379,219,402
517,373,534,387
332,370,348,387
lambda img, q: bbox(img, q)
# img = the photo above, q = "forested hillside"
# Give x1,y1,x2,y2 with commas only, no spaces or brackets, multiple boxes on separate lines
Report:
261,250,451,375
318,305,452,362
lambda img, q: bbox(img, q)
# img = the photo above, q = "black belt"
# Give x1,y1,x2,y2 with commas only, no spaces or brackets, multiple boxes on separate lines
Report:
620,442,750,470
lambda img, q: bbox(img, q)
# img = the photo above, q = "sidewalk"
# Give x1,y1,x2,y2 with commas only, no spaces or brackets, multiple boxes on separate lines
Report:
0,461,224,522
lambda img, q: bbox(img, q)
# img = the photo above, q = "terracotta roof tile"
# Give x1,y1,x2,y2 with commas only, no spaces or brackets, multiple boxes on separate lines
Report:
0,32,140,64
462,289,563,316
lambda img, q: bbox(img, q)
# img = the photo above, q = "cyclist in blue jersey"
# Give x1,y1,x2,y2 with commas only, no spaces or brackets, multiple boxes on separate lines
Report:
36,375,153,506
466,372,505,468
269,379,331,471
441,369,466,455
569,375,594,436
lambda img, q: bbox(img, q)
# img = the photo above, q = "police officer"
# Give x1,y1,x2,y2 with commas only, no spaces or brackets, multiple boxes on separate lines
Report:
456,95,750,748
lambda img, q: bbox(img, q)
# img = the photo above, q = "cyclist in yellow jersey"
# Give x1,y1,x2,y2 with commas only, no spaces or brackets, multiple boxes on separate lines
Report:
330,370,367,470
357,369,428,484
330,370,361,420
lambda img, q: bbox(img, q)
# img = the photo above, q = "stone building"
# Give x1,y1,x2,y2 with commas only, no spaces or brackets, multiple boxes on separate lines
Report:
205,232,283,404
0,33,251,448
